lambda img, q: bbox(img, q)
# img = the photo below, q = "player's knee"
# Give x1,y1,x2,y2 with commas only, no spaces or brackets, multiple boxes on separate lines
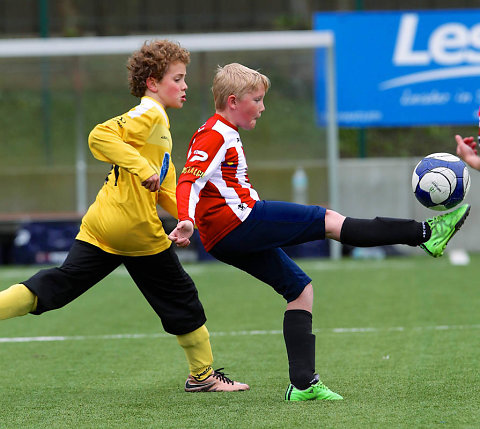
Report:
325,209,345,240
287,284,313,312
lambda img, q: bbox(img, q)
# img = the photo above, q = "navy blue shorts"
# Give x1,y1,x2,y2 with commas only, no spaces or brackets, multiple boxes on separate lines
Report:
209,200,327,302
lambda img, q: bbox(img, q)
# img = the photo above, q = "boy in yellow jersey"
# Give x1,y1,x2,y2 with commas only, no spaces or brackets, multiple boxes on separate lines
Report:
0,40,247,393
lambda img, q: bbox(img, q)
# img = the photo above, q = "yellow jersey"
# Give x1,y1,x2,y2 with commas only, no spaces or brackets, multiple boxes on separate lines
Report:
76,96,177,256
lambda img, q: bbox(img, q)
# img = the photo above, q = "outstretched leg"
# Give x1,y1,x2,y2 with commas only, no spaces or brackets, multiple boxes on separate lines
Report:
0,240,120,318
333,213,428,246
329,203,470,257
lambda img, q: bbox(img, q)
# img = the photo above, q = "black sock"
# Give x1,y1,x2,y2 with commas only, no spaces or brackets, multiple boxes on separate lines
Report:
283,309,316,390
340,217,431,247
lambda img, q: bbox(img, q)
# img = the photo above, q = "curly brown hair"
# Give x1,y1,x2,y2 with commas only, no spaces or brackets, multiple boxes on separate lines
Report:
127,40,190,98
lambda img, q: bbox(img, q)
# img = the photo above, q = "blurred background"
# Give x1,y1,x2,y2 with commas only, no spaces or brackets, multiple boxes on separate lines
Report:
0,0,479,264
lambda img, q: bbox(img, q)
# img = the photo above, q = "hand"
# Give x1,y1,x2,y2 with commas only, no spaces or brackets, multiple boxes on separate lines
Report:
455,134,480,171
141,153,171,192
168,220,194,247
141,174,160,192
461,135,477,154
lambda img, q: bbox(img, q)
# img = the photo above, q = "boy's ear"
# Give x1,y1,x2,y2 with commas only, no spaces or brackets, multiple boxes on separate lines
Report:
146,76,158,92
226,94,237,109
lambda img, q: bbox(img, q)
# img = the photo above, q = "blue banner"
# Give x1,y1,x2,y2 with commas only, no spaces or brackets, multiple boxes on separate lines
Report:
314,10,480,126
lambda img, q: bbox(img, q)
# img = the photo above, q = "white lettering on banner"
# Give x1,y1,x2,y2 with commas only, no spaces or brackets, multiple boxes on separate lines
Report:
381,13,480,91
394,13,480,66
337,110,383,121
455,90,473,103
379,65,480,90
394,14,429,65
400,89,450,106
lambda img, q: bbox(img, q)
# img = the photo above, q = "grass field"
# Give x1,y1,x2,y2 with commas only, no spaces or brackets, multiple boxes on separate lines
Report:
1,254,480,428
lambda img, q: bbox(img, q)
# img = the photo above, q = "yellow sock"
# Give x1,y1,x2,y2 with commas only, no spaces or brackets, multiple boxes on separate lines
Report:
176,325,213,380
0,284,37,320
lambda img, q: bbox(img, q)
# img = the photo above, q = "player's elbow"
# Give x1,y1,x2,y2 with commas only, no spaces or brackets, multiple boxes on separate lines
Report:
88,126,102,151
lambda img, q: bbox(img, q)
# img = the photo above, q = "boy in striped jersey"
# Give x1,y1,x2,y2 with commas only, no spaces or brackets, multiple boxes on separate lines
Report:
170,63,470,401
0,41,247,393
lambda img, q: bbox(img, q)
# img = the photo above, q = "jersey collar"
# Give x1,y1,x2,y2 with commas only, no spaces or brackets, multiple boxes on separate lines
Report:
213,113,238,131
142,96,170,128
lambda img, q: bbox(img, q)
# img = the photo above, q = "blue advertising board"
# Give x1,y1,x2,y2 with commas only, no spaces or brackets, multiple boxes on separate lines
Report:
314,10,480,127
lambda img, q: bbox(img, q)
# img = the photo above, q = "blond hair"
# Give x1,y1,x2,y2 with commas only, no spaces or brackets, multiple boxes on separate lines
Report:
127,40,190,98
212,63,270,110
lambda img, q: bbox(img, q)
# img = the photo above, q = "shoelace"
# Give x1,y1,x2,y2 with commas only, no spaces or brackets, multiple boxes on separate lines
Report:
428,215,451,238
212,368,235,385
428,213,445,227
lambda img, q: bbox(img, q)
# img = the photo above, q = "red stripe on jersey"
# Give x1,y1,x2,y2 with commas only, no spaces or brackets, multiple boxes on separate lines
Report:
177,114,259,251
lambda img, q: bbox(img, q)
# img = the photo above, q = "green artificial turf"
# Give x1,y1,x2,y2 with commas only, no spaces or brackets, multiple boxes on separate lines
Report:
0,255,479,428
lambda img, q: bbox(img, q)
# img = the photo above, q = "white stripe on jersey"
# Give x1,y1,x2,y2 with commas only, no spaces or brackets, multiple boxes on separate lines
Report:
128,97,169,127
208,121,257,221
187,143,228,221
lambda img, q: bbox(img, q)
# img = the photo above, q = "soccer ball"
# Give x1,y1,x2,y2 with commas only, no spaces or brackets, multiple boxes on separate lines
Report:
412,152,471,211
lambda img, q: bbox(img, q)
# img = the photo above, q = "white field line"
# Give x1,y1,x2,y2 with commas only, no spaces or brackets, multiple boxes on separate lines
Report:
1,324,480,344
0,259,420,280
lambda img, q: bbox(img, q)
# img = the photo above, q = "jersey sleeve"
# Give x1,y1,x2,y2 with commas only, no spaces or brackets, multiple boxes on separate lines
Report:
88,114,157,182
176,130,226,224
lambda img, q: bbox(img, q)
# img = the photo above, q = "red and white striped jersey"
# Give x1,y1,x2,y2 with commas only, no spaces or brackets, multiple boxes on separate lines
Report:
176,113,260,251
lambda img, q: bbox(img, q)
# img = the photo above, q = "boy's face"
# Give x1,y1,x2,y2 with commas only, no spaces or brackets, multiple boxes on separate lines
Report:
233,88,266,130
154,61,188,109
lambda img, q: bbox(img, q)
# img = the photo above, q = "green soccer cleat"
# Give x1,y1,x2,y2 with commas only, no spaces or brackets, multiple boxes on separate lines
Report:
420,203,471,258
285,374,343,401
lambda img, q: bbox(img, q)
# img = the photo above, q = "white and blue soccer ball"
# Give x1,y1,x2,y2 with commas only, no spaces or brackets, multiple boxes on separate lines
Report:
412,152,471,211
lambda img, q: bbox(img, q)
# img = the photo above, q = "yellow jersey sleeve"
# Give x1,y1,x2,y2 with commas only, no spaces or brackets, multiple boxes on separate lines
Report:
88,119,157,182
